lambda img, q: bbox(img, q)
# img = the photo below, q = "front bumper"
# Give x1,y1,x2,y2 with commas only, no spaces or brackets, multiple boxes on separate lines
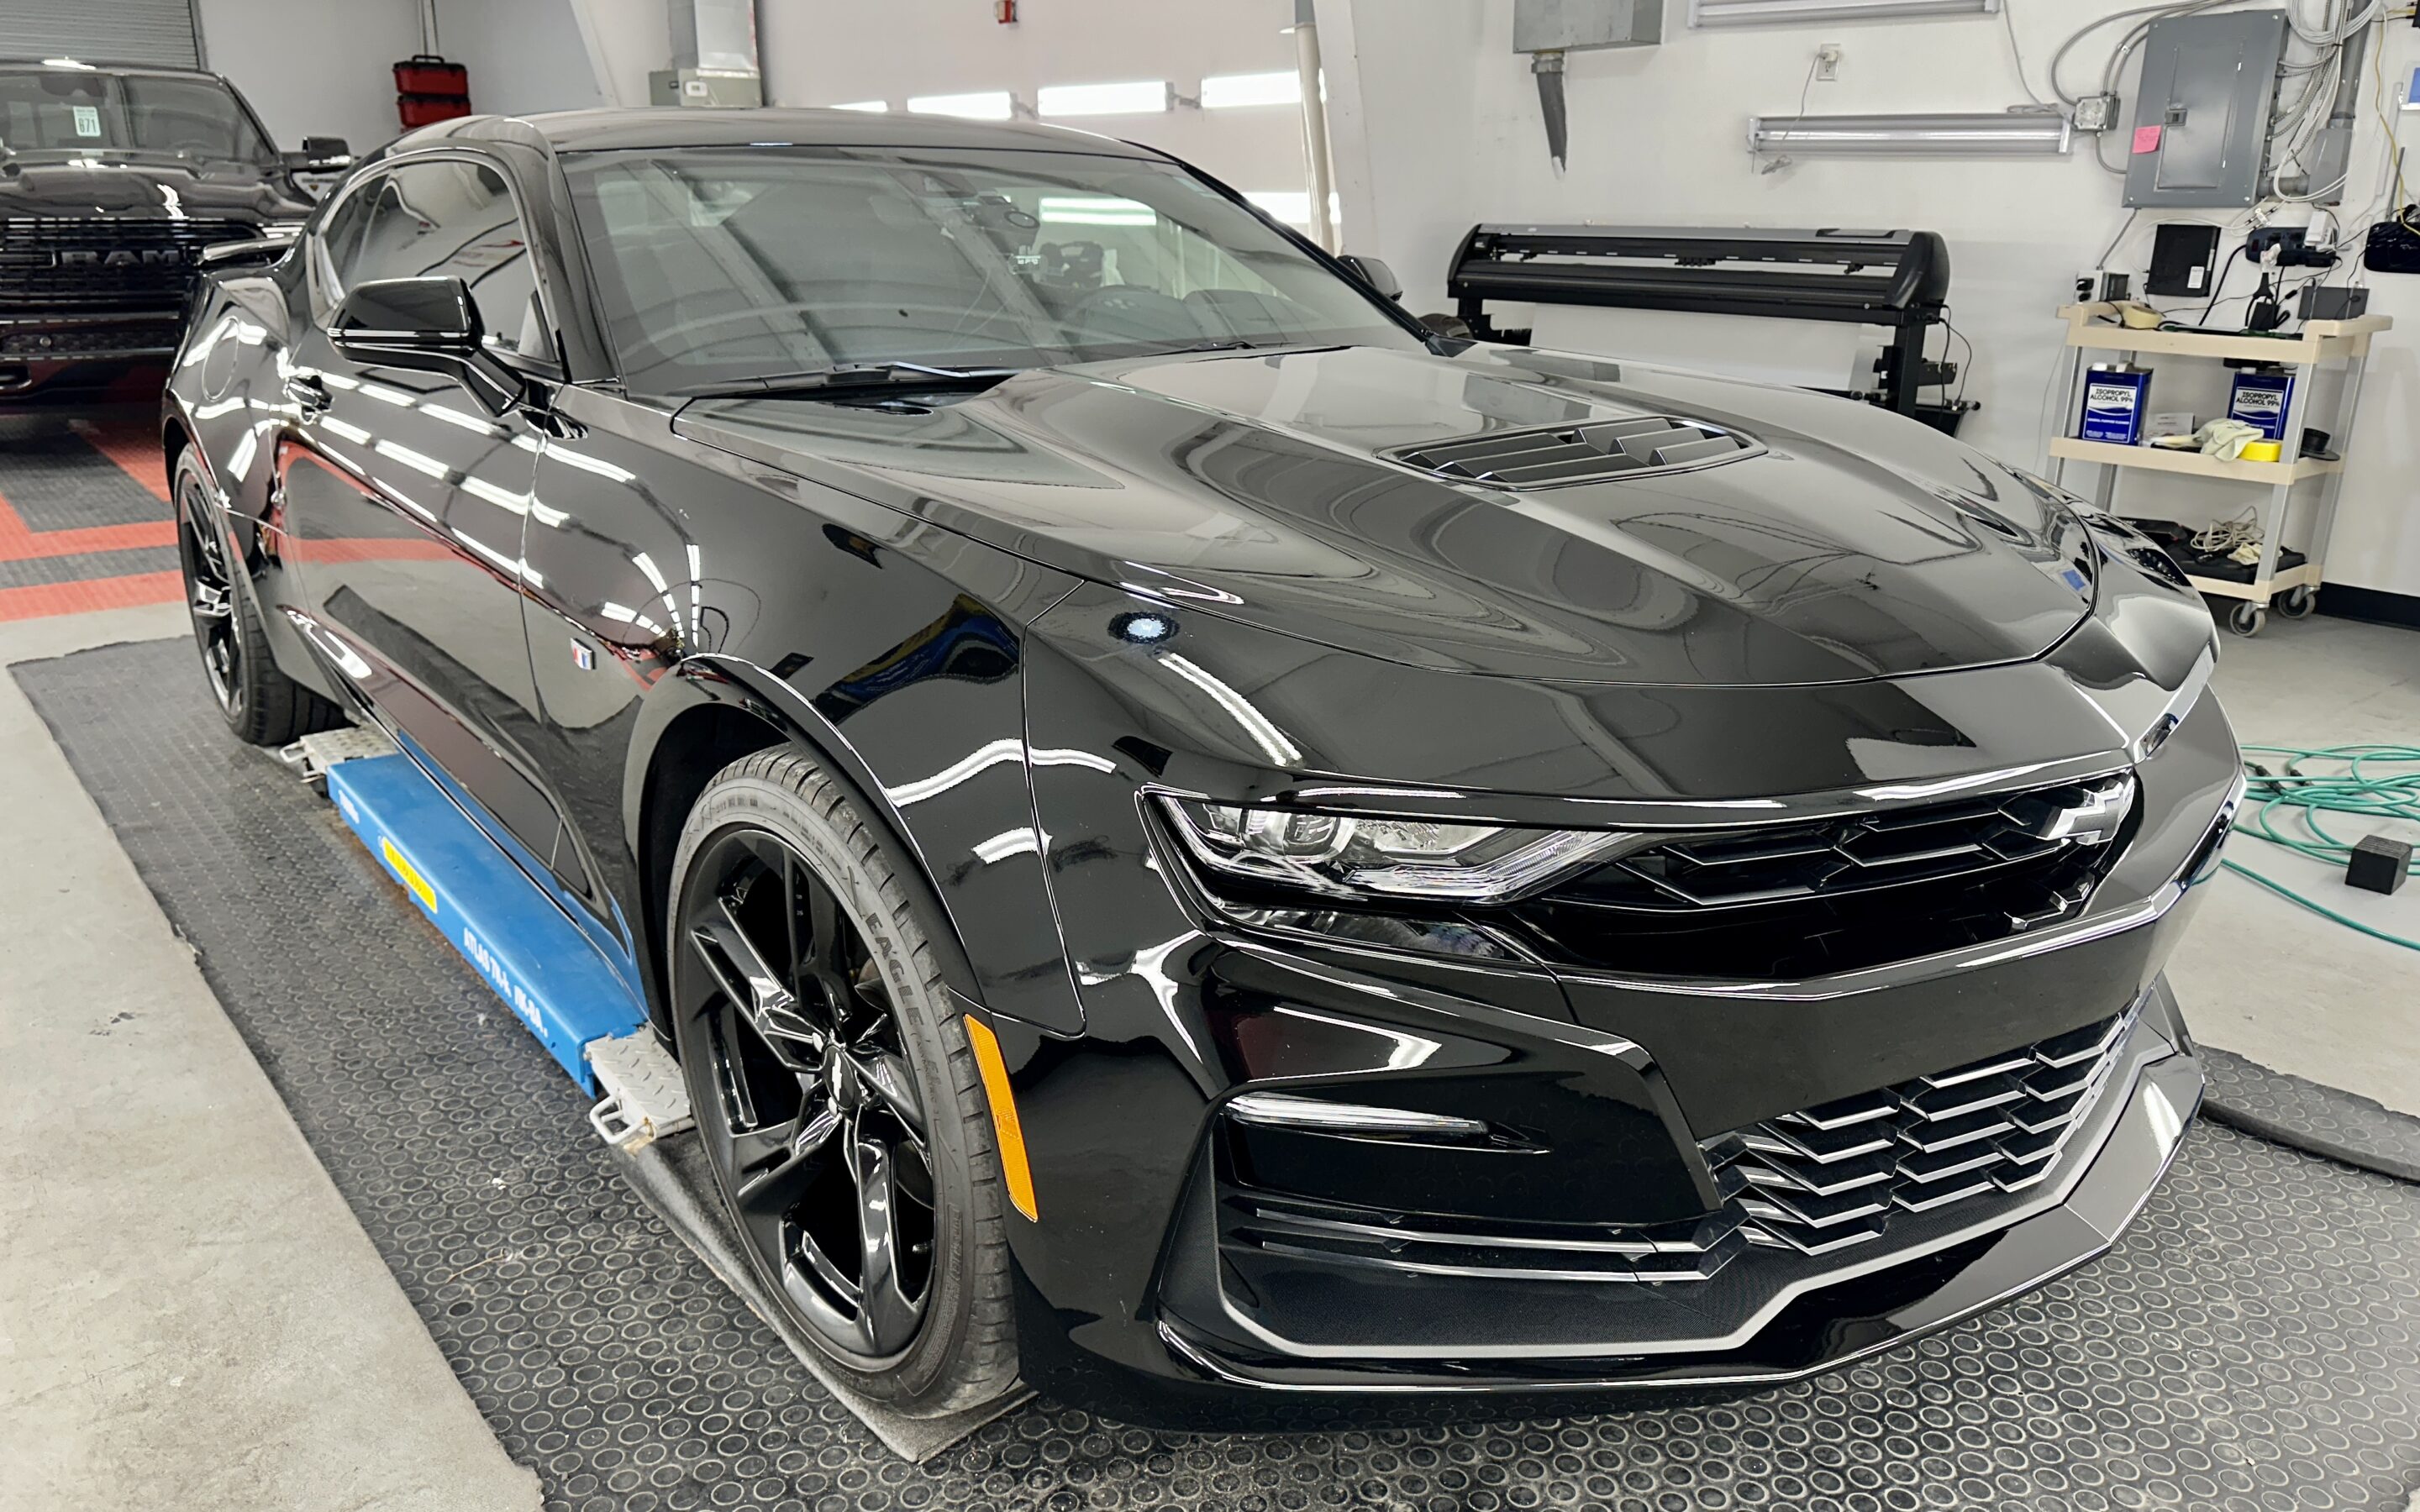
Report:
1150,978,2199,1394
0,312,182,412
981,576,2235,1419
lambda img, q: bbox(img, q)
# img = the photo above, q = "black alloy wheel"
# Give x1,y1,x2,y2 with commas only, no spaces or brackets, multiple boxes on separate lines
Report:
679,825,939,1359
171,451,343,746
176,465,243,715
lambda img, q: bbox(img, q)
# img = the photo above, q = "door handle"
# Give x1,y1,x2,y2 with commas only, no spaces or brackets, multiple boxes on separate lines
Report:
284,374,332,416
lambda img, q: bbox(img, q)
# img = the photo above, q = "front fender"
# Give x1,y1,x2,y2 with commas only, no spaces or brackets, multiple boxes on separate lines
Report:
618,624,1089,1040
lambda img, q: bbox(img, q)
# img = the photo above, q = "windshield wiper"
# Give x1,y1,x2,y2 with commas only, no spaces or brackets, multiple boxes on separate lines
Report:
672,361,1021,400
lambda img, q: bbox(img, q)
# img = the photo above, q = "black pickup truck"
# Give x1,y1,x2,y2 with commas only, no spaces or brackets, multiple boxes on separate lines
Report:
0,58,349,428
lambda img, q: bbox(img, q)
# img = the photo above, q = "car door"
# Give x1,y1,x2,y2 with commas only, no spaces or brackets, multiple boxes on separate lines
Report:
277,155,566,867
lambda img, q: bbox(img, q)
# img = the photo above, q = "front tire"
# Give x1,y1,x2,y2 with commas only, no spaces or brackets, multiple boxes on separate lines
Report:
173,451,342,745
666,749,1019,1415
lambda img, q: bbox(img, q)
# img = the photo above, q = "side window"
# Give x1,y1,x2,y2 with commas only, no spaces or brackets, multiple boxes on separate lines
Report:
345,160,556,367
309,178,377,321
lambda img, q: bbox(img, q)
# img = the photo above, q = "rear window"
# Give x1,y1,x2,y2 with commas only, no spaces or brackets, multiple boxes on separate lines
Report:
0,67,275,165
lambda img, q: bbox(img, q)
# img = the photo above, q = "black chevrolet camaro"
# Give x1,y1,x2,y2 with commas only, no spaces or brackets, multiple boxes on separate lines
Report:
166,108,2239,1421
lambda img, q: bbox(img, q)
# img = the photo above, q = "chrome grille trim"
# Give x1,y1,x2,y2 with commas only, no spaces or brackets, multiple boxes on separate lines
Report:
1223,1195,1754,1284
1575,774,2139,915
1707,997,2145,1257
0,217,255,309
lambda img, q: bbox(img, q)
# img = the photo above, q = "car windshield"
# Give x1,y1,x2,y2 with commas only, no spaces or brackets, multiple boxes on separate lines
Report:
0,66,275,165
558,145,1419,394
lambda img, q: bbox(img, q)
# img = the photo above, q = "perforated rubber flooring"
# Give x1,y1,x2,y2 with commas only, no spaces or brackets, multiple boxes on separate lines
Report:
22,637,2420,1512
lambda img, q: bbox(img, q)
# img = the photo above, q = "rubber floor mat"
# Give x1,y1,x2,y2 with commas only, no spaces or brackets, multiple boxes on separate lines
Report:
19,636,2420,1512
2204,1045,2420,1184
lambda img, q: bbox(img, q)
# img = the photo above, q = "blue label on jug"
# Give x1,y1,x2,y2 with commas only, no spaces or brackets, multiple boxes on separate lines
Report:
2228,373,2293,439
2080,372,2149,445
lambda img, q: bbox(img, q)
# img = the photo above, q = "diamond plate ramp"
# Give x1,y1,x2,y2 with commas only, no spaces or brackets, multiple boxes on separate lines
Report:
18,636,2420,1512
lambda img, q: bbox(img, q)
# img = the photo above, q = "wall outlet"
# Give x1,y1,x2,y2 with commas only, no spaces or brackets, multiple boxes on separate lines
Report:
1815,44,1843,81
2074,94,2121,132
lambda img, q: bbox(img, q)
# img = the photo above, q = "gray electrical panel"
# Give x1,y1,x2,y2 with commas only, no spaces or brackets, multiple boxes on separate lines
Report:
2123,11,2288,208
1512,0,1662,54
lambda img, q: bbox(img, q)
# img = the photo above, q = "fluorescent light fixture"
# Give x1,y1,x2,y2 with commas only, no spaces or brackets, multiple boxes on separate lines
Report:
1201,70,1301,108
1036,79,1169,117
907,90,1013,120
1693,0,1997,24
1039,196,1157,226
1748,110,2070,155
828,99,888,113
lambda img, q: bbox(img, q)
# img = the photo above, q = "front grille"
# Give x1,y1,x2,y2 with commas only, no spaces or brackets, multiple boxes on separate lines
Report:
0,218,254,309
1384,415,1759,489
1504,774,2138,980
1703,1002,2139,1257
1213,1003,2141,1289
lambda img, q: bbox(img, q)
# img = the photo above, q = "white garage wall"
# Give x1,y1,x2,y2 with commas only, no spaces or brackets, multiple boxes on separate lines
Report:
1315,0,2420,602
193,0,420,155
426,0,613,116
755,0,1313,213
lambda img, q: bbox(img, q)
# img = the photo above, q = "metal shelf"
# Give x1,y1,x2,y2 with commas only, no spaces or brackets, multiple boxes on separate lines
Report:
2046,437,2338,486
2054,304,2387,364
2048,306,2390,634
2186,561,2323,602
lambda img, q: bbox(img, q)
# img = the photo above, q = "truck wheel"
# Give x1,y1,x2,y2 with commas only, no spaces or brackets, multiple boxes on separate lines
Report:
174,451,343,745
666,748,1020,1416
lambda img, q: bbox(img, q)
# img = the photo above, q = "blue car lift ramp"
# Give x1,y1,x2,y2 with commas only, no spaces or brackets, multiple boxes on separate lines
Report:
316,744,646,1095
286,727,1018,1458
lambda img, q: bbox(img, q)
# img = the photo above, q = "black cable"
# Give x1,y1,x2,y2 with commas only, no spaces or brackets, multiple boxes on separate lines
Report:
1938,306,1975,408
2197,240,2248,326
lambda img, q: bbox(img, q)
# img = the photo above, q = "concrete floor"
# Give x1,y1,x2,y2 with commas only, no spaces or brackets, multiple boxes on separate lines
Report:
0,605,539,1512
2171,612,2420,1117
2,601,2412,1508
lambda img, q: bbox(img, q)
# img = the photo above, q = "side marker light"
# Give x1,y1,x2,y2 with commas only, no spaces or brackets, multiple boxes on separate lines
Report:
964,1015,1039,1221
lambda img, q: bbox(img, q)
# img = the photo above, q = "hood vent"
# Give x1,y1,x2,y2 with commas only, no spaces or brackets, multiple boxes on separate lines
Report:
1386,416,1760,490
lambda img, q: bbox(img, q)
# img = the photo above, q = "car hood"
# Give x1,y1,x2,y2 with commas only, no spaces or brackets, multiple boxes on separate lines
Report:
679,342,2100,687
0,154,310,221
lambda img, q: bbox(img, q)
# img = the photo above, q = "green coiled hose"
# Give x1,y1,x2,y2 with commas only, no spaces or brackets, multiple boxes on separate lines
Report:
2223,743,2420,953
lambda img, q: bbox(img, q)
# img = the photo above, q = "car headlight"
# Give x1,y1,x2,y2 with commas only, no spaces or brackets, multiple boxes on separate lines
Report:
1157,797,1639,903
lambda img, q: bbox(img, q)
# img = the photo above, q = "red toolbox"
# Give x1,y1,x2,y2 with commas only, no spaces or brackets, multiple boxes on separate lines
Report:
394,54,470,129
398,94,472,128
393,54,468,95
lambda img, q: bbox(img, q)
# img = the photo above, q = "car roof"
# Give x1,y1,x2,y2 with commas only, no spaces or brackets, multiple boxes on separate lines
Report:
394,107,1164,160
0,57,227,81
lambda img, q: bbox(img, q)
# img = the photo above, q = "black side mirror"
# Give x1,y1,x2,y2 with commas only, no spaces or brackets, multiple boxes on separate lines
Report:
284,136,355,173
332,276,519,413
1338,254,1403,302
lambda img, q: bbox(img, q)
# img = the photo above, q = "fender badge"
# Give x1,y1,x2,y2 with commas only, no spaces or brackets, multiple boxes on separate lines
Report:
571,639,596,671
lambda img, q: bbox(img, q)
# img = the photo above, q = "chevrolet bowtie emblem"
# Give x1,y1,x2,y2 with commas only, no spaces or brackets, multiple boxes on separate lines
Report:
2032,774,2135,847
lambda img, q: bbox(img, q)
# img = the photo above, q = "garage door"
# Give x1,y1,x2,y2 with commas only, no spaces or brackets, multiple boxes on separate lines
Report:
0,0,202,70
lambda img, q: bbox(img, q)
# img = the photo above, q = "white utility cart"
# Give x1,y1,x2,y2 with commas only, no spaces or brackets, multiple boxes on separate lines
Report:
2045,302,2391,637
